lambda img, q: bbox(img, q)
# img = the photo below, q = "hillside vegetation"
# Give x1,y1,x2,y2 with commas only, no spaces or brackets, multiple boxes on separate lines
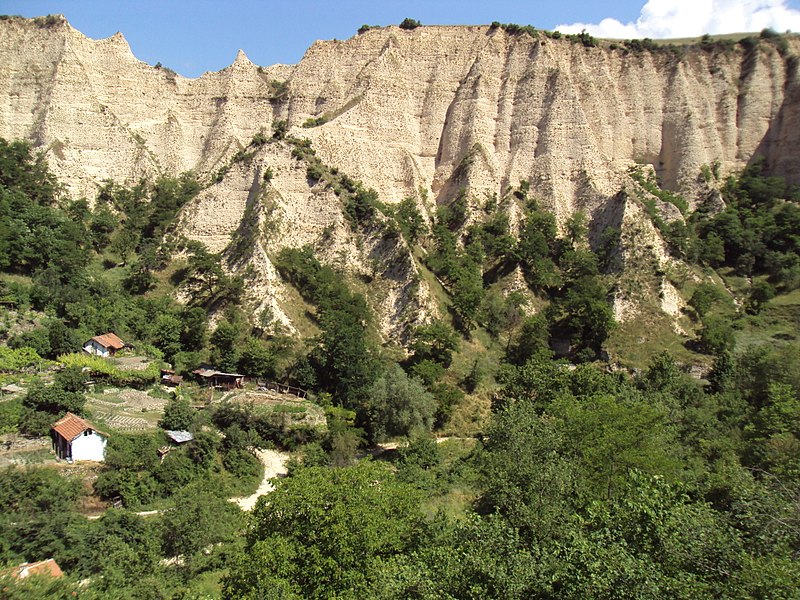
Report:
0,93,799,598
1,18,800,599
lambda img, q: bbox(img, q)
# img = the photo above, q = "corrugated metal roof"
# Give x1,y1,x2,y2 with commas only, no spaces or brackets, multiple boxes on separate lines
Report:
165,430,194,443
192,368,244,378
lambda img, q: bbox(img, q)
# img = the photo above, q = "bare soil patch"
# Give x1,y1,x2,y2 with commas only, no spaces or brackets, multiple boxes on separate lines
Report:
86,387,169,431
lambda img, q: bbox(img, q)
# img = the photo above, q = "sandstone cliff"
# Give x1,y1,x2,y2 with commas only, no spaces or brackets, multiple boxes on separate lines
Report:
1,15,798,338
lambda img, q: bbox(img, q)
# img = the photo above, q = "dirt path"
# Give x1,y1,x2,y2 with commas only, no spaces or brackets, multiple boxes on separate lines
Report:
229,449,290,511
84,449,290,518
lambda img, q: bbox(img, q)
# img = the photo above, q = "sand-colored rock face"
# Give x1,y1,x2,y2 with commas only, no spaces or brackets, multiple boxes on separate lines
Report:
2,17,799,335
2,18,798,208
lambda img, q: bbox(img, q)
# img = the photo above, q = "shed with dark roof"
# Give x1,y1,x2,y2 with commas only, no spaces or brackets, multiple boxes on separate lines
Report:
192,366,245,390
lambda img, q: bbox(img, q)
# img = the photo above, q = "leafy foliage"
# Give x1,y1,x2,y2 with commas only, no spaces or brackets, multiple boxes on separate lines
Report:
368,364,436,441
224,461,425,598
399,18,421,30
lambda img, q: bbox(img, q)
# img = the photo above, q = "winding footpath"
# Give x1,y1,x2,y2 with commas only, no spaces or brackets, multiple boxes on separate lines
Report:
229,449,290,511
85,448,291,519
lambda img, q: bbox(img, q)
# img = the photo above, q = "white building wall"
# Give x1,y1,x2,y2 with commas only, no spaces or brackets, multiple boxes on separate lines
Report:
83,340,110,357
70,432,106,461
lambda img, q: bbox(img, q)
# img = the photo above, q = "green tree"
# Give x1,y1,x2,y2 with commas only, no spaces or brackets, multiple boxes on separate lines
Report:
409,320,459,368
392,196,427,244
747,280,775,314
161,480,241,557
224,461,424,599
552,393,680,499
151,312,183,360
210,319,242,372
83,509,161,590
480,400,577,543
368,364,435,441
238,338,277,379
159,396,196,431
178,305,208,352
689,283,725,318
399,18,421,29
506,314,551,365
698,315,736,356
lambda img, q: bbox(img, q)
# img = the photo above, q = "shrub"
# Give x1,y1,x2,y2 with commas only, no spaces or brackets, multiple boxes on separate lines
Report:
272,119,288,140
399,18,421,30
159,396,197,431
223,447,262,479
698,316,735,356
302,115,328,128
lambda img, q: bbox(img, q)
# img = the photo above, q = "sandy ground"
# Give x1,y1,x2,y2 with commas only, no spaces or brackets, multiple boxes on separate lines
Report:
229,449,290,511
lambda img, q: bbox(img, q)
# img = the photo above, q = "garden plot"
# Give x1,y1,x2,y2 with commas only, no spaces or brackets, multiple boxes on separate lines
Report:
85,387,170,431
230,390,326,429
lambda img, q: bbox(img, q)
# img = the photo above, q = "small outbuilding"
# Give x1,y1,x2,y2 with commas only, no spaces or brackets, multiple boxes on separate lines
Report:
51,412,107,462
165,430,194,444
193,367,245,390
161,369,184,387
83,332,126,357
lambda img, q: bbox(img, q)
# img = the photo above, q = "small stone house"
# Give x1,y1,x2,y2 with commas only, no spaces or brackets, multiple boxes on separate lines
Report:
51,412,107,462
83,332,125,357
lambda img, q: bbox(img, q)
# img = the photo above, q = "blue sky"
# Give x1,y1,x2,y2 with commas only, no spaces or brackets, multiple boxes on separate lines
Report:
4,0,800,77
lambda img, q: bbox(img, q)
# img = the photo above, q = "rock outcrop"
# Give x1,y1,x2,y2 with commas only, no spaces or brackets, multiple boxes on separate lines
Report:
1,16,798,338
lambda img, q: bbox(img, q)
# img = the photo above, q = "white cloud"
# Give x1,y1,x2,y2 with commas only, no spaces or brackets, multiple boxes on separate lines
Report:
555,0,800,39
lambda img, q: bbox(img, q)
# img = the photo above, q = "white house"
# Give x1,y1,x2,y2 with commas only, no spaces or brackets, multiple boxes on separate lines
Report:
52,412,107,462
83,332,125,357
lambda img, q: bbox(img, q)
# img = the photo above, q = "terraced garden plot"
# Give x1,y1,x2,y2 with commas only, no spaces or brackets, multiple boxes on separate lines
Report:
85,387,169,431
92,412,150,431
228,390,327,429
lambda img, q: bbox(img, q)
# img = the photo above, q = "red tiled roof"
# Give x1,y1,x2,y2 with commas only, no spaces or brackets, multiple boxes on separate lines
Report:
52,412,92,441
90,332,125,350
6,559,63,579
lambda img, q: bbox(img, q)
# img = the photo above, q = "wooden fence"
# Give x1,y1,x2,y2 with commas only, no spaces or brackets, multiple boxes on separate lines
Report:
258,381,308,399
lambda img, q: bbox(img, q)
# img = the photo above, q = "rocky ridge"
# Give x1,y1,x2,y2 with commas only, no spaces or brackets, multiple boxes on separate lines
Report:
1,15,798,339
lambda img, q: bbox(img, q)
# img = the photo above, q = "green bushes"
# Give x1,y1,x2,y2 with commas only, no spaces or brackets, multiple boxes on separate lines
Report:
566,30,597,47
267,79,288,102
59,353,161,388
368,364,435,441
628,164,689,215
158,396,197,431
384,196,427,245
493,22,538,37
399,18,421,30
301,115,328,128
211,401,324,450
692,158,800,287
0,346,45,371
